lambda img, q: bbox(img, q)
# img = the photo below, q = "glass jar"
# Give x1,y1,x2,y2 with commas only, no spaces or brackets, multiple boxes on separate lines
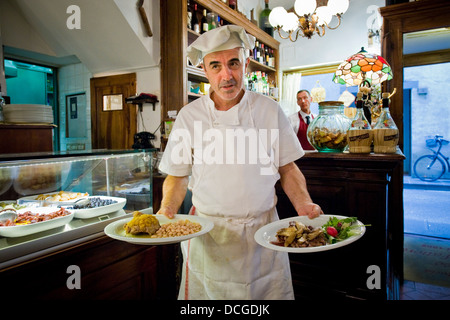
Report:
307,101,351,152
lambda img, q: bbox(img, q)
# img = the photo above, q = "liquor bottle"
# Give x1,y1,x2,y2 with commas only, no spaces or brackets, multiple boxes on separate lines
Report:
201,9,208,34
0,85,5,122
229,0,237,10
259,0,273,36
207,12,217,30
373,92,399,153
187,0,192,30
347,93,373,153
192,3,200,33
260,43,265,64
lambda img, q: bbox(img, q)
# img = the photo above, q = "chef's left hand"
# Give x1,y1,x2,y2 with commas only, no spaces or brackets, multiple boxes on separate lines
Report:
297,203,323,219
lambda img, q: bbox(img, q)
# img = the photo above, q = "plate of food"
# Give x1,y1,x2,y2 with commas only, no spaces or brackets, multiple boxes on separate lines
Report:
0,201,29,211
61,196,126,219
18,191,89,206
254,215,367,253
0,207,74,238
104,212,214,245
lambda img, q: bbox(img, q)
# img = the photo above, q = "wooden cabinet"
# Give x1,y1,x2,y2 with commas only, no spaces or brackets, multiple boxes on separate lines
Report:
0,236,179,300
160,0,279,148
0,124,54,153
276,151,405,300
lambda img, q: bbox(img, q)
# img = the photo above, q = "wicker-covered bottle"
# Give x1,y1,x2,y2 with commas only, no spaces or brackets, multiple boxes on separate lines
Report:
348,93,373,153
373,93,399,153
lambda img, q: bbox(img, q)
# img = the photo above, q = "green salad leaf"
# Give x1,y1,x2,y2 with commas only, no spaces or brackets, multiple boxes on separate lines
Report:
321,216,370,244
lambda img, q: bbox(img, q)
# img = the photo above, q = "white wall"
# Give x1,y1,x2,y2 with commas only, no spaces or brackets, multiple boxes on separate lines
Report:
275,0,385,71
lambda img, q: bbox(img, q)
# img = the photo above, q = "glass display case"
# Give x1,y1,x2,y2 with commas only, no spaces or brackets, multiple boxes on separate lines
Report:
0,149,156,268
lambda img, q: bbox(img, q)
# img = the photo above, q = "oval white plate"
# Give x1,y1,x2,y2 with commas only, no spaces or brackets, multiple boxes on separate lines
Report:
104,214,214,245
254,214,366,253
0,207,74,238
63,196,127,219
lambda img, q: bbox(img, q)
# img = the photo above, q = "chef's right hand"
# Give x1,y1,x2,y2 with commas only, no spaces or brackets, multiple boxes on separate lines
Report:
297,202,323,219
156,206,177,219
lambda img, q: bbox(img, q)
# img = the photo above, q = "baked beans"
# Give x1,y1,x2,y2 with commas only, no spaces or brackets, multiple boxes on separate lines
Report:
151,219,202,238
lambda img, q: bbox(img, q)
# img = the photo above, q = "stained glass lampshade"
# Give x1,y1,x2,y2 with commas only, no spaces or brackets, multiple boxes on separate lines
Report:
333,47,393,87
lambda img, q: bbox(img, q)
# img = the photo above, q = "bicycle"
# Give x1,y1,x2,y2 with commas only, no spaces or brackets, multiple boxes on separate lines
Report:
413,134,450,181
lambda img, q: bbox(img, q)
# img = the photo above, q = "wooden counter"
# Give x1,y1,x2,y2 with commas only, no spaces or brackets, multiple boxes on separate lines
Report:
276,150,405,300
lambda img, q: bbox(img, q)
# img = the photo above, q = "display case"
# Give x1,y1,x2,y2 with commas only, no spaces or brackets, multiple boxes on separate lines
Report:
0,149,156,268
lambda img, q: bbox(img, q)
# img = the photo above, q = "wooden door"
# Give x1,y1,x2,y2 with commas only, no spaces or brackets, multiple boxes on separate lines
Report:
90,73,137,149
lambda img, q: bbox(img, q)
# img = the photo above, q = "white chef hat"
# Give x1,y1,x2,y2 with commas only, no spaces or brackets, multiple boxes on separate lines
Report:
187,25,256,66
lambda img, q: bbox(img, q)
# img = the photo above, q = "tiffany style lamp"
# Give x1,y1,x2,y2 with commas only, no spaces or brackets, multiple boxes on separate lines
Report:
333,47,393,87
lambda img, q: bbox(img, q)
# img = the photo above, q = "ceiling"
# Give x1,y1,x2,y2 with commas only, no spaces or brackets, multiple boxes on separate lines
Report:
2,0,159,74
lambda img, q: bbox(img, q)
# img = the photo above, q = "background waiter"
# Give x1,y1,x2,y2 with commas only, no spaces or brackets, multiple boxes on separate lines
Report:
289,90,316,150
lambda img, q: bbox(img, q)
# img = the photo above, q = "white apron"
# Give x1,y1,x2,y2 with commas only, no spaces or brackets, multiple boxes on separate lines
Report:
178,97,294,300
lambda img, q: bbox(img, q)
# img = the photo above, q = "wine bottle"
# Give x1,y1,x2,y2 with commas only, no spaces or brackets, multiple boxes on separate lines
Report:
201,9,208,34
253,40,259,60
187,0,192,30
192,3,200,33
259,0,273,36
229,0,237,10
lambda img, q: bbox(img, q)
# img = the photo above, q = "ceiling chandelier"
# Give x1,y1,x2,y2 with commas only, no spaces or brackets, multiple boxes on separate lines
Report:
268,0,350,41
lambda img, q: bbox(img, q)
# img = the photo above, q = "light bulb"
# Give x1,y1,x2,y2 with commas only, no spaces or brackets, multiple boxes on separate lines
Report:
315,6,332,26
269,6,288,27
327,0,349,15
294,0,317,16
282,12,299,32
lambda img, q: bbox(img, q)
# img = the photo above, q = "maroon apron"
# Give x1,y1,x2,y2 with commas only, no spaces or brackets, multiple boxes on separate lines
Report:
297,113,315,150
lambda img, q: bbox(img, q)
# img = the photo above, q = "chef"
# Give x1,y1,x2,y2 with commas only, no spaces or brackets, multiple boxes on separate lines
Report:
158,25,323,300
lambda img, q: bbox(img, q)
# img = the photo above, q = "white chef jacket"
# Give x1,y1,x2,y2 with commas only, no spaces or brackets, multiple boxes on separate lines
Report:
160,91,304,191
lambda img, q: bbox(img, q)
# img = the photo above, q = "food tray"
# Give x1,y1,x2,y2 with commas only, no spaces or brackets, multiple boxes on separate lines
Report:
63,196,127,219
0,207,74,238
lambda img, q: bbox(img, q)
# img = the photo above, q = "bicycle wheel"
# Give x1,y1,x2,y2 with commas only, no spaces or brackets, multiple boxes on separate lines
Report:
413,155,445,181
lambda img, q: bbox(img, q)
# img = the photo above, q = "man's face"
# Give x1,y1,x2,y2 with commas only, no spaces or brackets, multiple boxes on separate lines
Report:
202,47,249,109
297,91,312,113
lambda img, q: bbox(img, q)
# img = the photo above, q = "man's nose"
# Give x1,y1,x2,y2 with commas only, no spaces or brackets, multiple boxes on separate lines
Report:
220,66,233,80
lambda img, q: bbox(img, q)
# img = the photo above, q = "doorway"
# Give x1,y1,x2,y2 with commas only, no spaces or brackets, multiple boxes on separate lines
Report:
4,58,59,150
90,73,137,150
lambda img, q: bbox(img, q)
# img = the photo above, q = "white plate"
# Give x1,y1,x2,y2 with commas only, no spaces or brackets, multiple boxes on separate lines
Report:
254,215,366,253
18,191,88,206
0,207,74,238
64,196,127,219
104,214,214,245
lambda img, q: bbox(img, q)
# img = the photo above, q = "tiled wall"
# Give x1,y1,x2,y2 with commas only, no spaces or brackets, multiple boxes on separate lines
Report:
58,63,92,151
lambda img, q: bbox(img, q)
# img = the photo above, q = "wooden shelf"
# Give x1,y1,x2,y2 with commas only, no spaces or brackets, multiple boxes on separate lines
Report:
248,58,276,73
187,65,208,82
160,0,280,141
195,0,279,49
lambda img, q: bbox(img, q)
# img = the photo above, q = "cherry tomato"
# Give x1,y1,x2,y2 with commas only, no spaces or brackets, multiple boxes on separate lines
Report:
327,226,338,237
